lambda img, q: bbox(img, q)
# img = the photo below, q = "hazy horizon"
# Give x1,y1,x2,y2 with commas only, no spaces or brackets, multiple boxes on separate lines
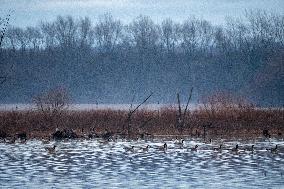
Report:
1,0,284,27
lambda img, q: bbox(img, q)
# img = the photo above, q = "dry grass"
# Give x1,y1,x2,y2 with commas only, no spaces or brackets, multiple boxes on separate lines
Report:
0,105,283,140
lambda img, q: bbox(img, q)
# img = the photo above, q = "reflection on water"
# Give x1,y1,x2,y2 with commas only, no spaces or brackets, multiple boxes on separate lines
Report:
0,138,283,188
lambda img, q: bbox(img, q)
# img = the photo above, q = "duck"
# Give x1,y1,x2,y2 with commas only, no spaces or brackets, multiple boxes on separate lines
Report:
191,145,198,151
45,145,56,153
142,145,150,152
267,145,278,153
232,144,239,152
124,146,135,152
213,144,222,151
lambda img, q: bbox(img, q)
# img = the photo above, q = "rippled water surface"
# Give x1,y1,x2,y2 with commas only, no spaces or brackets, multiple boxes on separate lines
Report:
0,138,284,188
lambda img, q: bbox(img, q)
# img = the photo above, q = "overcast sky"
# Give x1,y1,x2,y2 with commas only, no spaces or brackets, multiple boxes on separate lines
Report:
1,0,284,27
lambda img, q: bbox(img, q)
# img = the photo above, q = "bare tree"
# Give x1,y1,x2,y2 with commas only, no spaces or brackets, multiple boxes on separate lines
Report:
128,15,160,54
33,87,70,116
180,18,199,56
0,13,11,85
94,13,123,54
161,18,180,54
78,17,95,49
40,22,57,49
26,26,42,51
54,16,78,49
13,27,28,52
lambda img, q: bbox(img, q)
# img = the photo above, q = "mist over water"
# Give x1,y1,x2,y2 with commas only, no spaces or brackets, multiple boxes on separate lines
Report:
0,103,200,111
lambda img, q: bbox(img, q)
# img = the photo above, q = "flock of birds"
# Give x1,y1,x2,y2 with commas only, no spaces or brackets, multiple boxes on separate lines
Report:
123,139,279,154
1,137,279,154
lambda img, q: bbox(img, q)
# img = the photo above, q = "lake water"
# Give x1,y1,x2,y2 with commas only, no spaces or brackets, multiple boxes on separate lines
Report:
0,138,283,188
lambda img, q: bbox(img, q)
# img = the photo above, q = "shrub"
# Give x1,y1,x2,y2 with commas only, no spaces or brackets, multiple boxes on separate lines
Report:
33,87,70,115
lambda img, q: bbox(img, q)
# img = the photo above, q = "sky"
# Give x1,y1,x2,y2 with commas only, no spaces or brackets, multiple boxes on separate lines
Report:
1,0,284,27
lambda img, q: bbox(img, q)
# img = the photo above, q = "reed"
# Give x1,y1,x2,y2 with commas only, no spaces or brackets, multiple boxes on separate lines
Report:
0,105,283,140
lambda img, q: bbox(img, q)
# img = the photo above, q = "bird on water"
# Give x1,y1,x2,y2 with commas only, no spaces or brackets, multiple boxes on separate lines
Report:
45,145,56,153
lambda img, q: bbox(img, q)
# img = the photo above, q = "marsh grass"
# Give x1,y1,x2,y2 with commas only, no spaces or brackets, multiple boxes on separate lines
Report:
0,105,283,140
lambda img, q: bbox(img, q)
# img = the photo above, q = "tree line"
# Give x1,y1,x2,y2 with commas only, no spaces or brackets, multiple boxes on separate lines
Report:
0,10,283,106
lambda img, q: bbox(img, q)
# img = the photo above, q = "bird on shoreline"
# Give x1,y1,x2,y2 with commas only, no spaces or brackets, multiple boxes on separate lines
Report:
4,137,16,144
45,145,56,153
191,145,198,151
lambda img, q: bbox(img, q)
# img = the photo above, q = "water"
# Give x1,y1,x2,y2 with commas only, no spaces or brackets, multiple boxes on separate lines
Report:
0,138,283,188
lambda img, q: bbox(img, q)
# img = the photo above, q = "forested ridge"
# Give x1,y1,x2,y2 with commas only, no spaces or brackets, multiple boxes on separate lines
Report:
0,10,283,105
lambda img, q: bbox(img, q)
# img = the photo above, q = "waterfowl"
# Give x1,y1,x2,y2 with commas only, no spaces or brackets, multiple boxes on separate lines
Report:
45,145,56,153
99,138,110,144
42,138,50,144
267,145,278,153
232,144,239,152
124,146,135,152
175,139,184,147
245,145,254,152
4,137,16,144
159,143,167,151
205,139,212,144
191,145,198,151
142,145,150,152
20,138,27,144
213,144,222,151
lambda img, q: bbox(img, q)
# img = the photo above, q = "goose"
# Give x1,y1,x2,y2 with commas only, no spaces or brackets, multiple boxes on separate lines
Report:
159,143,167,151
20,138,27,144
42,138,50,144
175,139,184,147
267,145,278,153
191,145,198,151
124,146,135,152
213,144,222,151
232,144,239,152
45,145,56,153
205,139,212,144
99,138,110,144
245,145,254,152
142,145,150,152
